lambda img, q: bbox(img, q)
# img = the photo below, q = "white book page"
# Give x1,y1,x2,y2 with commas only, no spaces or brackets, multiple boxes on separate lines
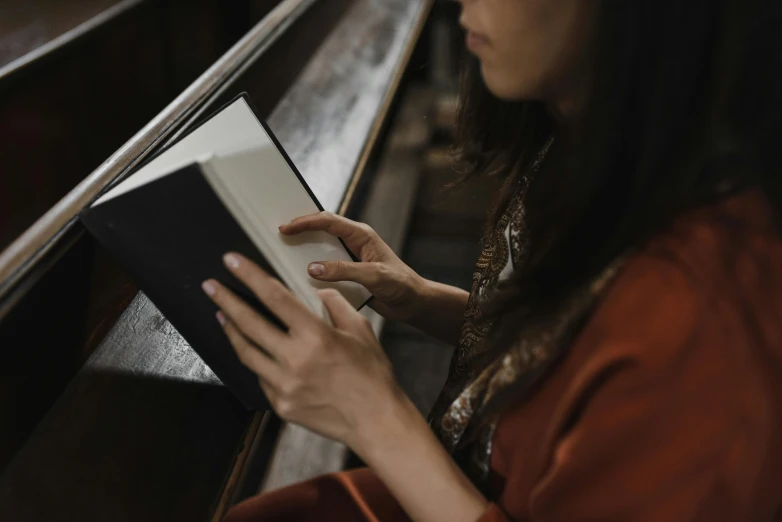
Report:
93,97,272,206
92,96,370,311
205,147,371,311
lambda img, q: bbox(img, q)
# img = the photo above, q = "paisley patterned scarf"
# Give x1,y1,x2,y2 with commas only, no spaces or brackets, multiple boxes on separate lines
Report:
429,145,625,484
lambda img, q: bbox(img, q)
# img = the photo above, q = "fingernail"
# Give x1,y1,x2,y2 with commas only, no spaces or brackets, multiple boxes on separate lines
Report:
216,311,226,325
202,280,217,296
224,253,241,269
308,263,325,276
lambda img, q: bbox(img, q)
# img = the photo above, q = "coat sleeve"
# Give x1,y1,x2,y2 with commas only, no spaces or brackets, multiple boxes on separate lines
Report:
475,256,772,522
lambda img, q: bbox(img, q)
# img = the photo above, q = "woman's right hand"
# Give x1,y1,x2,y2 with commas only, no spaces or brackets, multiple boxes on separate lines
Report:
279,212,427,322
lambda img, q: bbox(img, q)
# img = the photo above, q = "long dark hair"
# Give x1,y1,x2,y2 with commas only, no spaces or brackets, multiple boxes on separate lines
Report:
458,0,782,407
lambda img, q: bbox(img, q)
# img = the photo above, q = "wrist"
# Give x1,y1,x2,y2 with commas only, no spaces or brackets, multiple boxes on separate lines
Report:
404,275,435,323
350,385,421,465
350,385,491,522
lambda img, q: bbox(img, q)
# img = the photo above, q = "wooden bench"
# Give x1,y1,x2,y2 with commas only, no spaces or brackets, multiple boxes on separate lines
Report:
0,0,313,251
0,0,434,520
0,0,350,476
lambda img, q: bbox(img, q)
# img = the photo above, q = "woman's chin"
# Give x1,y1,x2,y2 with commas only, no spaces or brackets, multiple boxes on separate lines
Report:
480,64,534,102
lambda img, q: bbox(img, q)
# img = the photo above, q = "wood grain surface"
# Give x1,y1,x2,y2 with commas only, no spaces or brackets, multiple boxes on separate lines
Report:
0,1,430,520
0,0,138,72
271,0,433,213
0,0,315,300
0,0,293,477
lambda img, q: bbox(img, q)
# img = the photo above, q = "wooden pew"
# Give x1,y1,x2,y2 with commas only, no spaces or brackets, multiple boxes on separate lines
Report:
0,1,140,72
0,0,292,252
0,0,434,520
0,0,345,478
0,4,303,460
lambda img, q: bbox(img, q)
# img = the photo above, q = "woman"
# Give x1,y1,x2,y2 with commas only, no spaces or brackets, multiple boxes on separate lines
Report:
204,0,782,520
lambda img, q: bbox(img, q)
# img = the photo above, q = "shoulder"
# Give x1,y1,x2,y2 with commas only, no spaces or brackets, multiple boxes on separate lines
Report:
555,188,782,459
495,190,782,519
582,188,782,372
525,189,782,516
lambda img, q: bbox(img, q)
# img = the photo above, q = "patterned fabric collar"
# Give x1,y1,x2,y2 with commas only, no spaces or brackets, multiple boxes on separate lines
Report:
428,141,625,484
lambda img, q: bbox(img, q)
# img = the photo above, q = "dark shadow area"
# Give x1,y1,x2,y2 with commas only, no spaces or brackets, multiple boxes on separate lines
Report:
0,233,94,473
0,370,254,522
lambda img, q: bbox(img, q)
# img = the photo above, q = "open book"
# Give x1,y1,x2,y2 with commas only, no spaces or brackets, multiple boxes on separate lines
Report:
81,93,371,410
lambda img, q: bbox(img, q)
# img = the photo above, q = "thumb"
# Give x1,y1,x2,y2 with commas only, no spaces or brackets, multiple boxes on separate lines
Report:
308,260,380,289
317,289,365,331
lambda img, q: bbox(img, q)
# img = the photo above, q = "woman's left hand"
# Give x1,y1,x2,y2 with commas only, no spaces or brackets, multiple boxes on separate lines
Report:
205,255,488,522
202,252,403,449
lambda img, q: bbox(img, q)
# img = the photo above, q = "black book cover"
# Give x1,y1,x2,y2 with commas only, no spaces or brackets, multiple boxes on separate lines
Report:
81,93,369,411
82,164,278,410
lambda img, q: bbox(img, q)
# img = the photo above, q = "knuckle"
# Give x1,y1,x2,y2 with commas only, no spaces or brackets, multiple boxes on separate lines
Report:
319,330,338,354
332,260,348,276
286,352,306,374
375,263,390,279
370,263,390,286
279,378,301,399
357,223,376,237
289,335,323,371
305,328,329,354
274,399,294,418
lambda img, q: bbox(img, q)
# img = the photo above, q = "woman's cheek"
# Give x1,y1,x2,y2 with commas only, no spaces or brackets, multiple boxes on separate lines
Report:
479,48,543,101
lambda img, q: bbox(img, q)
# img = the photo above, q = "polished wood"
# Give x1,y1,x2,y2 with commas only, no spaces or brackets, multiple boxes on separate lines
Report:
210,412,269,522
0,0,164,257
0,0,349,481
0,1,286,254
271,0,435,214
0,0,316,302
361,88,436,257
336,2,433,216
0,0,140,74
0,0,296,478
170,0,353,145
0,0,171,473
0,1,432,519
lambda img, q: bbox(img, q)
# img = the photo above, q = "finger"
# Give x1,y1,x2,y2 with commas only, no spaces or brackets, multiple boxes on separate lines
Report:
202,279,288,359
307,260,382,287
222,253,317,331
278,212,328,234
218,311,284,390
279,212,374,251
318,288,371,332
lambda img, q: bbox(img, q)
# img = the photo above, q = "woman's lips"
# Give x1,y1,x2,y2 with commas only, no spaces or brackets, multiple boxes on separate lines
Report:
466,31,490,54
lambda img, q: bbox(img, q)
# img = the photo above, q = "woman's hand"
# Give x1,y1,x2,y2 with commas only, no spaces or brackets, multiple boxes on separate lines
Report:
279,212,426,322
204,253,488,522
202,252,404,447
